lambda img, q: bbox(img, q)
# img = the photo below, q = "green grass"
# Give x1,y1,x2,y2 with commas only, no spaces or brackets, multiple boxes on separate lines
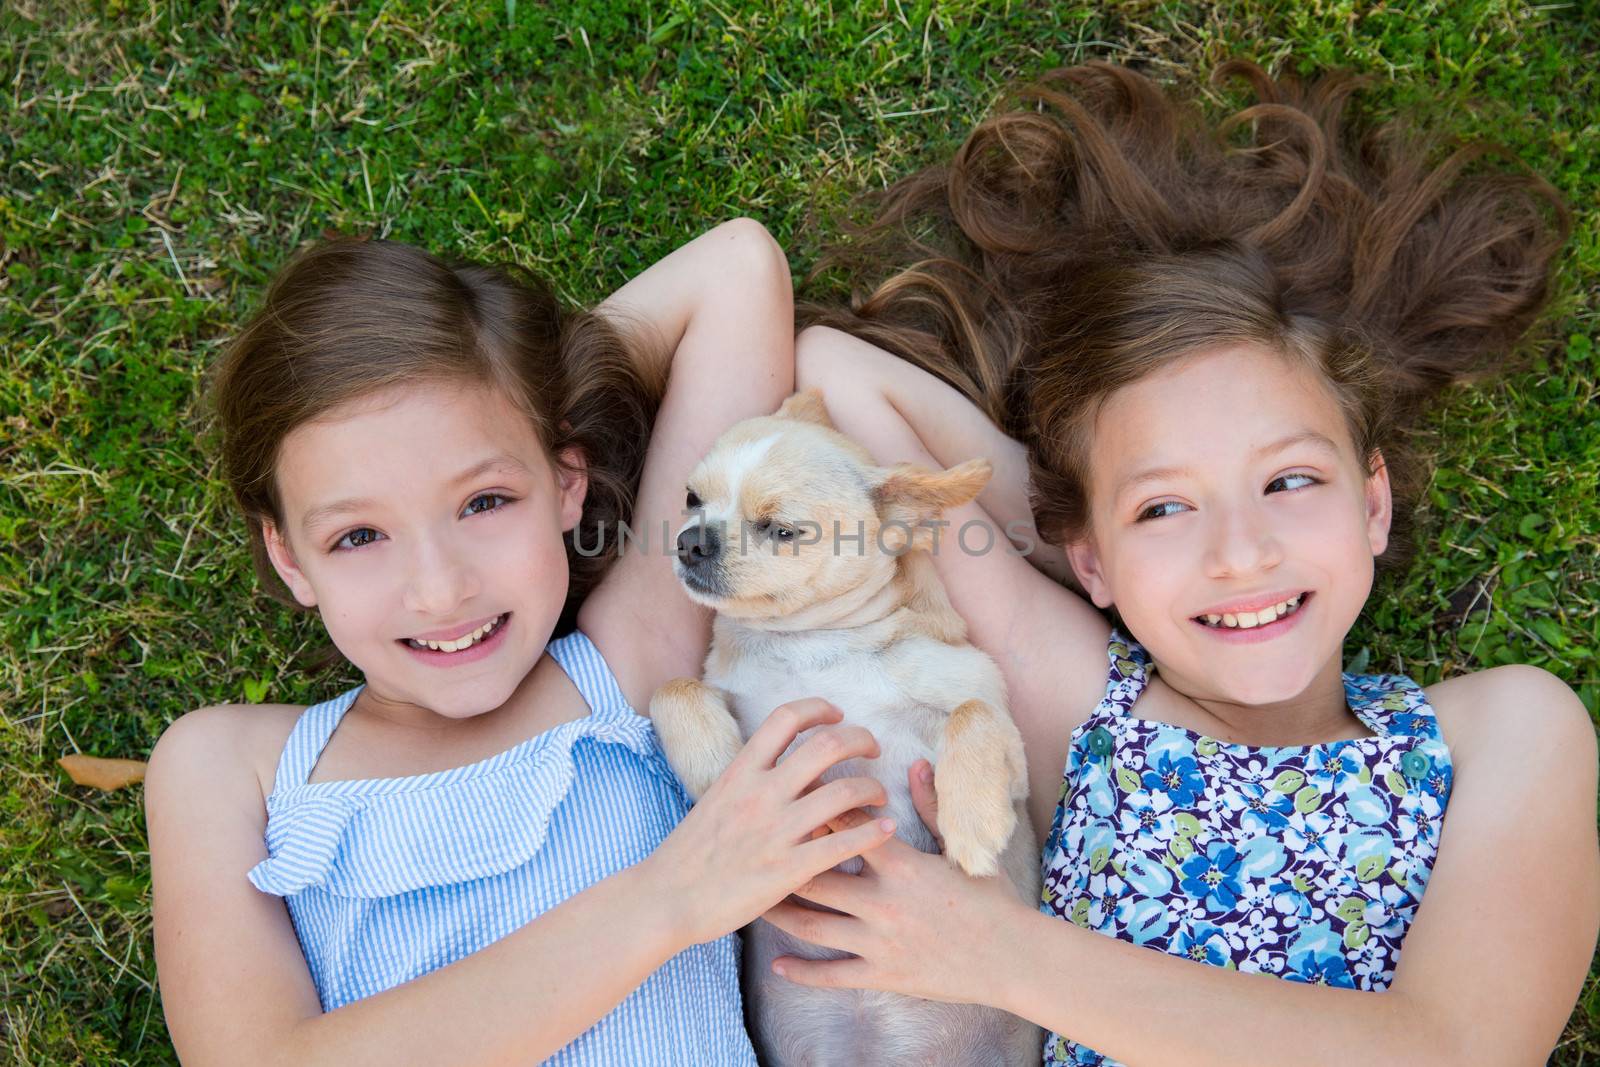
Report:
2,0,1596,1061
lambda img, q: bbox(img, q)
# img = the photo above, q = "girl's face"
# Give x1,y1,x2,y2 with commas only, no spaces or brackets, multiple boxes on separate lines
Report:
1067,346,1391,708
262,380,586,719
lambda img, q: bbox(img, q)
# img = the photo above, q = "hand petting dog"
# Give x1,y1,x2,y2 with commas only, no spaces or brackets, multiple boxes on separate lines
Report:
644,698,899,947
765,760,1029,1009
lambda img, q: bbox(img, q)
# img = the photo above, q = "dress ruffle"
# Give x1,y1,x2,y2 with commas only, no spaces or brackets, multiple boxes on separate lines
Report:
247,710,675,899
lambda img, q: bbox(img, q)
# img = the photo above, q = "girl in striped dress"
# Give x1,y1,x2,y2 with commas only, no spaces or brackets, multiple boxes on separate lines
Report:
146,221,898,1065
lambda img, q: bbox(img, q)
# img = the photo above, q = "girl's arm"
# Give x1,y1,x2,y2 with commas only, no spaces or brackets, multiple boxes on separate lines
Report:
765,665,1600,1066
149,699,896,1067
579,218,793,712
794,325,1111,841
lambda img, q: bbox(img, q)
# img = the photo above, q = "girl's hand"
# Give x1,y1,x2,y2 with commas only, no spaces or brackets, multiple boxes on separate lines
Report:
645,698,898,947
760,780,1027,1006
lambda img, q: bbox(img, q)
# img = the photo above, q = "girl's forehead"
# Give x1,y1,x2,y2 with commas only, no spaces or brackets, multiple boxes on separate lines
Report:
1090,347,1356,485
276,381,547,508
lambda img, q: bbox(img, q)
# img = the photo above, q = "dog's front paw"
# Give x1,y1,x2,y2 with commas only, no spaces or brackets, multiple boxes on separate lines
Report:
648,679,744,801
935,699,1023,877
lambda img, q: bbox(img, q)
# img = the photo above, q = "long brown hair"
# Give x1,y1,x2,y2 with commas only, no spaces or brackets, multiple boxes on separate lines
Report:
210,238,661,640
807,60,1568,563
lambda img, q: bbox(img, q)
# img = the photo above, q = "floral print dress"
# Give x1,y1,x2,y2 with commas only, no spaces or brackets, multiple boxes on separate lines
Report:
1039,633,1453,1066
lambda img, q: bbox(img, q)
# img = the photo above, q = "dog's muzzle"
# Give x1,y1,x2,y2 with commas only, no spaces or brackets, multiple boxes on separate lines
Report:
676,520,722,565
675,520,730,597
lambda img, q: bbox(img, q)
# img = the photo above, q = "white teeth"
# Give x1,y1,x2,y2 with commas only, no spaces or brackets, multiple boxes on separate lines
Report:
1200,596,1305,629
409,614,503,653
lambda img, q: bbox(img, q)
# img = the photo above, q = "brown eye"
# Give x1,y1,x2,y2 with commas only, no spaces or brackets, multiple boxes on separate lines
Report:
686,489,702,510
1266,473,1318,494
336,527,383,550
1136,501,1189,522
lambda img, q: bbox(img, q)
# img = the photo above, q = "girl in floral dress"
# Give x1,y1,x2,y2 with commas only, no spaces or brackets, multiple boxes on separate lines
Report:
762,62,1599,1064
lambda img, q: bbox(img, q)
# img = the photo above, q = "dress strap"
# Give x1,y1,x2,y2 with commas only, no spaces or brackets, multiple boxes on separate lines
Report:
268,688,363,796
546,629,635,722
1342,672,1442,740
1095,631,1153,718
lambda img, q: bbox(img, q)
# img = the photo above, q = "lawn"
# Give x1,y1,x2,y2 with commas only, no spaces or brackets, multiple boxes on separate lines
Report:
2,0,1596,1062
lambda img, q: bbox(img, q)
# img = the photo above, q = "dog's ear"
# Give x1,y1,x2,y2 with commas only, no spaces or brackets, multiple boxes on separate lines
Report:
774,389,834,429
871,459,992,534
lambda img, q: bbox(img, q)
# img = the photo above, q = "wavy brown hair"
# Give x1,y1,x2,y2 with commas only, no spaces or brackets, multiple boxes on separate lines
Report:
210,238,662,641
807,60,1568,565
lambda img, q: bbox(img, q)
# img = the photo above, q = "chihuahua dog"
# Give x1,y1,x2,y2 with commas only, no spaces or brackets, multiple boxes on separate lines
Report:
649,390,1042,1066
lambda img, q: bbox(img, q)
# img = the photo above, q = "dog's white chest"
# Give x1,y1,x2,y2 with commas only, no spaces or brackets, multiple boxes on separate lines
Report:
706,631,949,804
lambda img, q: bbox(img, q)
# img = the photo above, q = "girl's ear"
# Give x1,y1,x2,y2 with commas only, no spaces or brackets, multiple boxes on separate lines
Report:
1364,449,1393,557
1065,536,1114,609
262,520,318,608
554,446,589,532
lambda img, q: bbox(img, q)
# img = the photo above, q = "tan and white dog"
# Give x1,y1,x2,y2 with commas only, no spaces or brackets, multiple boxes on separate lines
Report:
649,390,1043,1066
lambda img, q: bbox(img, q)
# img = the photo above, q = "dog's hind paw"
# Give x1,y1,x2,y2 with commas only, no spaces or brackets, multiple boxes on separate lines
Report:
935,699,1025,877
938,797,1015,877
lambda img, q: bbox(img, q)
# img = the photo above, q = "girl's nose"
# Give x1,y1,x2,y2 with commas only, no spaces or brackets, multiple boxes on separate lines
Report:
401,537,481,616
1202,502,1284,579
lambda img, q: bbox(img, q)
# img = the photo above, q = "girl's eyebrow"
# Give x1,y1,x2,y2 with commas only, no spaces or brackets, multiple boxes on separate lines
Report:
1115,464,1191,500
448,453,532,486
301,497,377,533
300,454,532,532
1254,430,1341,459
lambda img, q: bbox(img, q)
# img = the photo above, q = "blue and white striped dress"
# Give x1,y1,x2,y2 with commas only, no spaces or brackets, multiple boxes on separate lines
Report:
247,629,756,1065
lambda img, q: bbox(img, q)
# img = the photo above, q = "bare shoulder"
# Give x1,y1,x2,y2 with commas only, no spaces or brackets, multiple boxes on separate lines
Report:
147,702,306,812
1426,664,1596,787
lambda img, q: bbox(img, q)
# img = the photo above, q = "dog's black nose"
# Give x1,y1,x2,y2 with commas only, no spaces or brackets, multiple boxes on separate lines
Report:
676,521,721,566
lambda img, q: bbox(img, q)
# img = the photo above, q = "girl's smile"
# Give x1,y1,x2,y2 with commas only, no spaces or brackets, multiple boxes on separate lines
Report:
402,611,513,663
1191,590,1312,643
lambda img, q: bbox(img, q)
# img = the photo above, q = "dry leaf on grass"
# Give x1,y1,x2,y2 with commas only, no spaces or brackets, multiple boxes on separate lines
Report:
58,755,148,791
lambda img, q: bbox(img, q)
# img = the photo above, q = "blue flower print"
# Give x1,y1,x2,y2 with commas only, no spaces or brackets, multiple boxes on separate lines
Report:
1237,906,1281,950
1119,794,1180,844
1142,750,1205,807
1231,782,1295,834
1235,834,1290,881
1114,896,1175,946
1267,876,1314,920
1420,763,1452,802
1304,742,1361,793
1121,853,1174,899
1068,1045,1110,1066
1386,711,1429,737
1339,783,1392,827
1287,948,1354,987
1350,931,1392,987
1174,921,1234,967
1285,922,1353,987
1336,828,1394,880
1396,801,1438,845
1179,841,1246,912
1280,809,1344,862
